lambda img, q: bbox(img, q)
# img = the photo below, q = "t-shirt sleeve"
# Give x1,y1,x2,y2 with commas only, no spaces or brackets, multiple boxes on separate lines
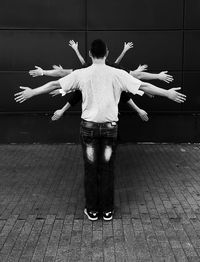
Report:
120,92,131,103
68,90,82,106
118,69,144,96
58,70,79,95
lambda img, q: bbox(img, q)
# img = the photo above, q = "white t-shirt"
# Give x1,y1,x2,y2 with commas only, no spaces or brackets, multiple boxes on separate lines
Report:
59,63,143,123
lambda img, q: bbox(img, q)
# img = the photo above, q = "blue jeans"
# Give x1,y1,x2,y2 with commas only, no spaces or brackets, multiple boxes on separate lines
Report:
80,120,118,213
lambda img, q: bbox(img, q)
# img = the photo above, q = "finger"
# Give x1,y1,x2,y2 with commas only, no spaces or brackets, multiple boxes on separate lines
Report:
177,93,186,98
15,95,24,101
176,96,186,102
14,91,23,96
15,97,24,103
19,99,26,103
178,96,186,101
173,87,181,91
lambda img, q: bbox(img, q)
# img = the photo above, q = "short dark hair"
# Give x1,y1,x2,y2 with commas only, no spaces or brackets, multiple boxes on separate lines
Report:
90,39,107,58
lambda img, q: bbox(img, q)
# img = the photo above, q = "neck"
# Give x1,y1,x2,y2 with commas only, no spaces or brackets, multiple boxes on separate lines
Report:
92,57,106,64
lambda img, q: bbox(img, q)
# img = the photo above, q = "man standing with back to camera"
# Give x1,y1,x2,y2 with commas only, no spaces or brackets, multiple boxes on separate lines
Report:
15,39,186,221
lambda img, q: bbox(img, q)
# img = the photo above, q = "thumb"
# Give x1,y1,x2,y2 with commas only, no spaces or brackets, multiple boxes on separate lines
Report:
35,66,40,69
19,86,27,90
163,71,168,73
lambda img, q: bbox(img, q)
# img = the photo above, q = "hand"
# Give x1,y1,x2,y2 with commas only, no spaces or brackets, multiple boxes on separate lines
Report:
29,66,43,77
49,89,61,97
138,109,149,121
167,87,186,103
14,86,34,103
123,42,134,52
51,109,64,121
136,64,148,72
52,64,63,70
158,71,174,83
69,40,78,51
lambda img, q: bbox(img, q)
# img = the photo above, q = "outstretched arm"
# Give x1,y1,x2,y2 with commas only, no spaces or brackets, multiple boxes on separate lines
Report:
139,82,186,103
69,40,86,65
127,99,149,121
29,66,73,78
115,42,134,64
14,80,61,103
130,70,174,83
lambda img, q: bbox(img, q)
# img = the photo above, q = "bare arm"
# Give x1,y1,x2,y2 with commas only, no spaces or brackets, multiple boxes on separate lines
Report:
130,70,173,83
139,82,186,103
115,42,134,64
14,80,61,103
127,99,149,121
29,66,73,78
69,40,86,65
51,102,71,121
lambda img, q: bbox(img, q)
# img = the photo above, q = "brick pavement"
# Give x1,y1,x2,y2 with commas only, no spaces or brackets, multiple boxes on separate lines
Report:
0,144,200,261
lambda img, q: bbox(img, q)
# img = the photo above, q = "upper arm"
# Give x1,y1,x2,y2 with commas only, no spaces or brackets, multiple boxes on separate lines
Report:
57,69,73,77
58,70,79,94
130,70,142,79
119,70,142,95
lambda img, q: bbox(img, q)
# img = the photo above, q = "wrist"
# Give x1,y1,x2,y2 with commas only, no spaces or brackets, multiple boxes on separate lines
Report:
31,89,36,97
157,73,161,80
166,89,171,99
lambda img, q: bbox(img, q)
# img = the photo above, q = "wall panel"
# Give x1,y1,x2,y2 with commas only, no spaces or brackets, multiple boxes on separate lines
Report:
184,31,200,70
183,72,200,111
185,0,200,29
0,31,86,70
87,0,183,30
0,0,85,30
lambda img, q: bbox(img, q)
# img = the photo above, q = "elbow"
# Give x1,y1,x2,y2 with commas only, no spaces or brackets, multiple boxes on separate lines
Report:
50,80,61,91
136,72,143,79
139,82,150,93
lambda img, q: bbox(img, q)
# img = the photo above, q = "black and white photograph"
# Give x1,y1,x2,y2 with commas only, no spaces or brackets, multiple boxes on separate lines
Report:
0,0,199,261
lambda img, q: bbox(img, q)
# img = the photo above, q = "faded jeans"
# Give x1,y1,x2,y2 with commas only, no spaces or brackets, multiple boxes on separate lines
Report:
80,120,118,213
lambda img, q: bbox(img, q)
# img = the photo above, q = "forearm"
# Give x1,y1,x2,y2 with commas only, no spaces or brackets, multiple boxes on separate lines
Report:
33,81,61,97
115,50,126,64
43,69,73,77
130,71,159,80
61,102,71,113
139,82,168,97
74,49,85,65
127,99,141,113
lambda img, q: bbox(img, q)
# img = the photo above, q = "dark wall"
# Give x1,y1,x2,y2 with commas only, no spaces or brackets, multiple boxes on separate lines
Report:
0,0,200,143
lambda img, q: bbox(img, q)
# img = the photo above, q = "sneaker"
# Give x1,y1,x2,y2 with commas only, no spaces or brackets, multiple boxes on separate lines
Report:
103,211,113,221
84,208,98,221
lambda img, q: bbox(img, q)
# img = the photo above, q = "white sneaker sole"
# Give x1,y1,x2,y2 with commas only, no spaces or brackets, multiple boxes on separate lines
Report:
84,209,98,221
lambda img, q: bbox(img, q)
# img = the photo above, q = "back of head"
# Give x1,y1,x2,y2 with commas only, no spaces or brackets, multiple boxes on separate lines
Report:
90,39,107,59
